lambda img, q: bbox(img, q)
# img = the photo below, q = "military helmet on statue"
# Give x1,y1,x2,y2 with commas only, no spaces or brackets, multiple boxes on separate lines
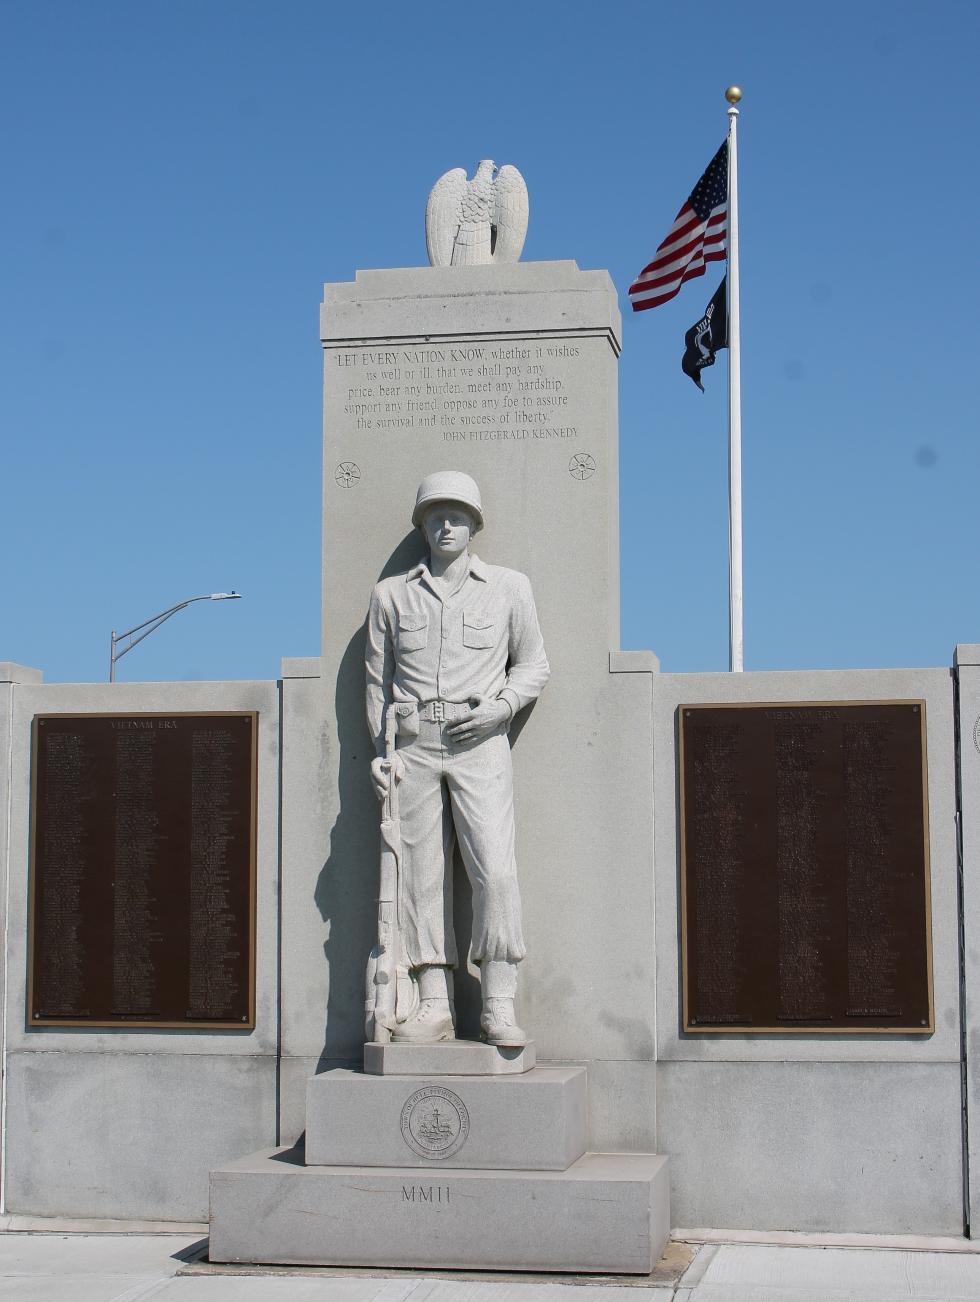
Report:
412,471,484,533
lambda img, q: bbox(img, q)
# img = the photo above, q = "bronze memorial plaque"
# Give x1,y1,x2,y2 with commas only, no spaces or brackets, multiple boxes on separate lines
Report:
28,712,257,1029
680,701,933,1034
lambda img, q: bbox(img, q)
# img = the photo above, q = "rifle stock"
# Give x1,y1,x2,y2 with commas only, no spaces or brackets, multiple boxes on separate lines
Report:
365,709,401,1043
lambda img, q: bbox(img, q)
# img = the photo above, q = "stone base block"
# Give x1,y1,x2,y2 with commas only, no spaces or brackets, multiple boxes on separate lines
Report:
306,1066,586,1170
209,1147,670,1274
364,1039,535,1076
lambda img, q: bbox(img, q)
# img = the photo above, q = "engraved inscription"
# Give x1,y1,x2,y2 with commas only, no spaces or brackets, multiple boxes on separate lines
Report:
33,727,93,1017
688,721,747,1024
402,1185,451,1204
111,729,160,1016
187,727,243,1020
400,1086,470,1160
842,719,901,1018
29,713,256,1028
331,342,583,448
681,702,932,1033
774,716,832,1020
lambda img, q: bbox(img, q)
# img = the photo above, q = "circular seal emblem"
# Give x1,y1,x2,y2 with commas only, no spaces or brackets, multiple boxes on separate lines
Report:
568,452,596,480
973,715,980,755
399,1085,470,1160
335,461,361,488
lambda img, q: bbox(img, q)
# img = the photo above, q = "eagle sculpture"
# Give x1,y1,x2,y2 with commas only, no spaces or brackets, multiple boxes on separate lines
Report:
425,160,529,267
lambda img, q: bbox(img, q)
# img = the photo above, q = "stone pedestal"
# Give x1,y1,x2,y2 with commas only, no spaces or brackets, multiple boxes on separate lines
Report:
210,1148,670,1274
364,1038,535,1076
306,1065,585,1169
210,1061,670,1272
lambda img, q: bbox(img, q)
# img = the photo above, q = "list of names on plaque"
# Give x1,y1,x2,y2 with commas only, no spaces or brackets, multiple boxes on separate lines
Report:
188,728,240,1020
29,713,255,1028
680,702,932,1033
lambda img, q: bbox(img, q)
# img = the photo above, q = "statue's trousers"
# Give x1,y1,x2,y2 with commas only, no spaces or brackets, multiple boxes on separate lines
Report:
394,716,526,970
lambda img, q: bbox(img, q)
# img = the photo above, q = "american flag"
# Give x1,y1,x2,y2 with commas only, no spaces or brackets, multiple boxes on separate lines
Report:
629,142,728,312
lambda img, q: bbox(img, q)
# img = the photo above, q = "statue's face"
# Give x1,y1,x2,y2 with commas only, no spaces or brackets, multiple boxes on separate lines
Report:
422,503,475,561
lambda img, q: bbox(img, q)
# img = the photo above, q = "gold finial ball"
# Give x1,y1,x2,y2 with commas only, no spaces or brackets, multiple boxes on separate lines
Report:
725,85,743,104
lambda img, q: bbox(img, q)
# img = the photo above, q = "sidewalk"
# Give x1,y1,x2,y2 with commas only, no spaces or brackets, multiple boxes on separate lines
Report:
2,1224,980,1300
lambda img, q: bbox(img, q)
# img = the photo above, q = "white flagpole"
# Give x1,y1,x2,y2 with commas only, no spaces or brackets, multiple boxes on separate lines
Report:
725,85,744,672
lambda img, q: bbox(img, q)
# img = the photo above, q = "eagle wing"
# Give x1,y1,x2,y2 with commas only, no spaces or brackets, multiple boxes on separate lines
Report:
426,168,467,267
491,165,529,263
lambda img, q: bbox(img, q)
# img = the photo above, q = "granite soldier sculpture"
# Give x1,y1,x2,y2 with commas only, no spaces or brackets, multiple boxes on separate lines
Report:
365,471,549,1046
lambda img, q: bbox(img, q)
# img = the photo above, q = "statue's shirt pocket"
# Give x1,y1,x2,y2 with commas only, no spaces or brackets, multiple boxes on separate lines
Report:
462,611,495,649
398,617,429,653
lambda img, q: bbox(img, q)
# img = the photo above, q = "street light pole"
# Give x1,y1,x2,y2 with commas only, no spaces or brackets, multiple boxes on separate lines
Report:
109,592,242,682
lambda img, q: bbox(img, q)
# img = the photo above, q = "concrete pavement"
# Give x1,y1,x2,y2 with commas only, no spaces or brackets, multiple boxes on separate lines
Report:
1,1225,980,1300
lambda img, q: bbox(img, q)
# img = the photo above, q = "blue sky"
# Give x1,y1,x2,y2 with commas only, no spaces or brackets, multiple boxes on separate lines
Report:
2,0,977,682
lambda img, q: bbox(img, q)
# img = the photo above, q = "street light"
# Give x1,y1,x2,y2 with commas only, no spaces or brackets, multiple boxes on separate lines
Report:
109,592,242,682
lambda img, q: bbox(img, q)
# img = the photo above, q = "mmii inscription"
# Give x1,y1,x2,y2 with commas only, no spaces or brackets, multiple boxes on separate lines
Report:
402,1185,451,1204
28,712,257,1029
680,701,933,1034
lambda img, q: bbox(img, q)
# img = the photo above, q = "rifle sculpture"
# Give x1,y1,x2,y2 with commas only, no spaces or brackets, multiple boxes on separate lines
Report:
364,708,412,1041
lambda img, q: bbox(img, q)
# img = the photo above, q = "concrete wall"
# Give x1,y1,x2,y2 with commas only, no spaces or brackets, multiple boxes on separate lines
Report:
277,654,334,1143
955,644,980,1235
0,677,280,1221
276,651,970,1233
0,657,974,1232
652,666,963,1234
0,664,44,1211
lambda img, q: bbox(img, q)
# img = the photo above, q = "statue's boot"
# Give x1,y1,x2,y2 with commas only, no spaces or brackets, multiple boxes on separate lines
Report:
391,965,455,1043
480,960,526,1047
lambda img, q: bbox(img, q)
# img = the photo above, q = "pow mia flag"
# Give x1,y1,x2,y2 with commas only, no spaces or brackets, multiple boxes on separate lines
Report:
682,276,728,391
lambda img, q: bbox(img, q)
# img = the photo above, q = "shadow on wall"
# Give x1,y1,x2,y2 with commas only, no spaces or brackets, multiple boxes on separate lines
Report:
314,531,426,1064
314,621,376,1063
313,529,536,1062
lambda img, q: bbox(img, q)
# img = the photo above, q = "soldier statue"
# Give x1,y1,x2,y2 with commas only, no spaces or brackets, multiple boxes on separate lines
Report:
365,471,548,1046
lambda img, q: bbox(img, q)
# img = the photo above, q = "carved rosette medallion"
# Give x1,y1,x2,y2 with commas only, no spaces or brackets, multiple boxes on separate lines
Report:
335,462,361,488
568,453,596,480
399,1085,470,1160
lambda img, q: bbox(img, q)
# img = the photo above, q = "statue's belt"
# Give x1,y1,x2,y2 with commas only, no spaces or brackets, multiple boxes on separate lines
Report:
395,700,472,728
417,700,473,724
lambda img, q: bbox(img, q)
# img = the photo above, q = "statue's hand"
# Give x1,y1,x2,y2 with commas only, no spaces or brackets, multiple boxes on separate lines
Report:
447,694,511,746
370,752,405,801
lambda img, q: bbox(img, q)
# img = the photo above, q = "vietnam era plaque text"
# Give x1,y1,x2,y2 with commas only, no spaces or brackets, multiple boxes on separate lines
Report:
29,713,256,1028
680,702,932,1033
